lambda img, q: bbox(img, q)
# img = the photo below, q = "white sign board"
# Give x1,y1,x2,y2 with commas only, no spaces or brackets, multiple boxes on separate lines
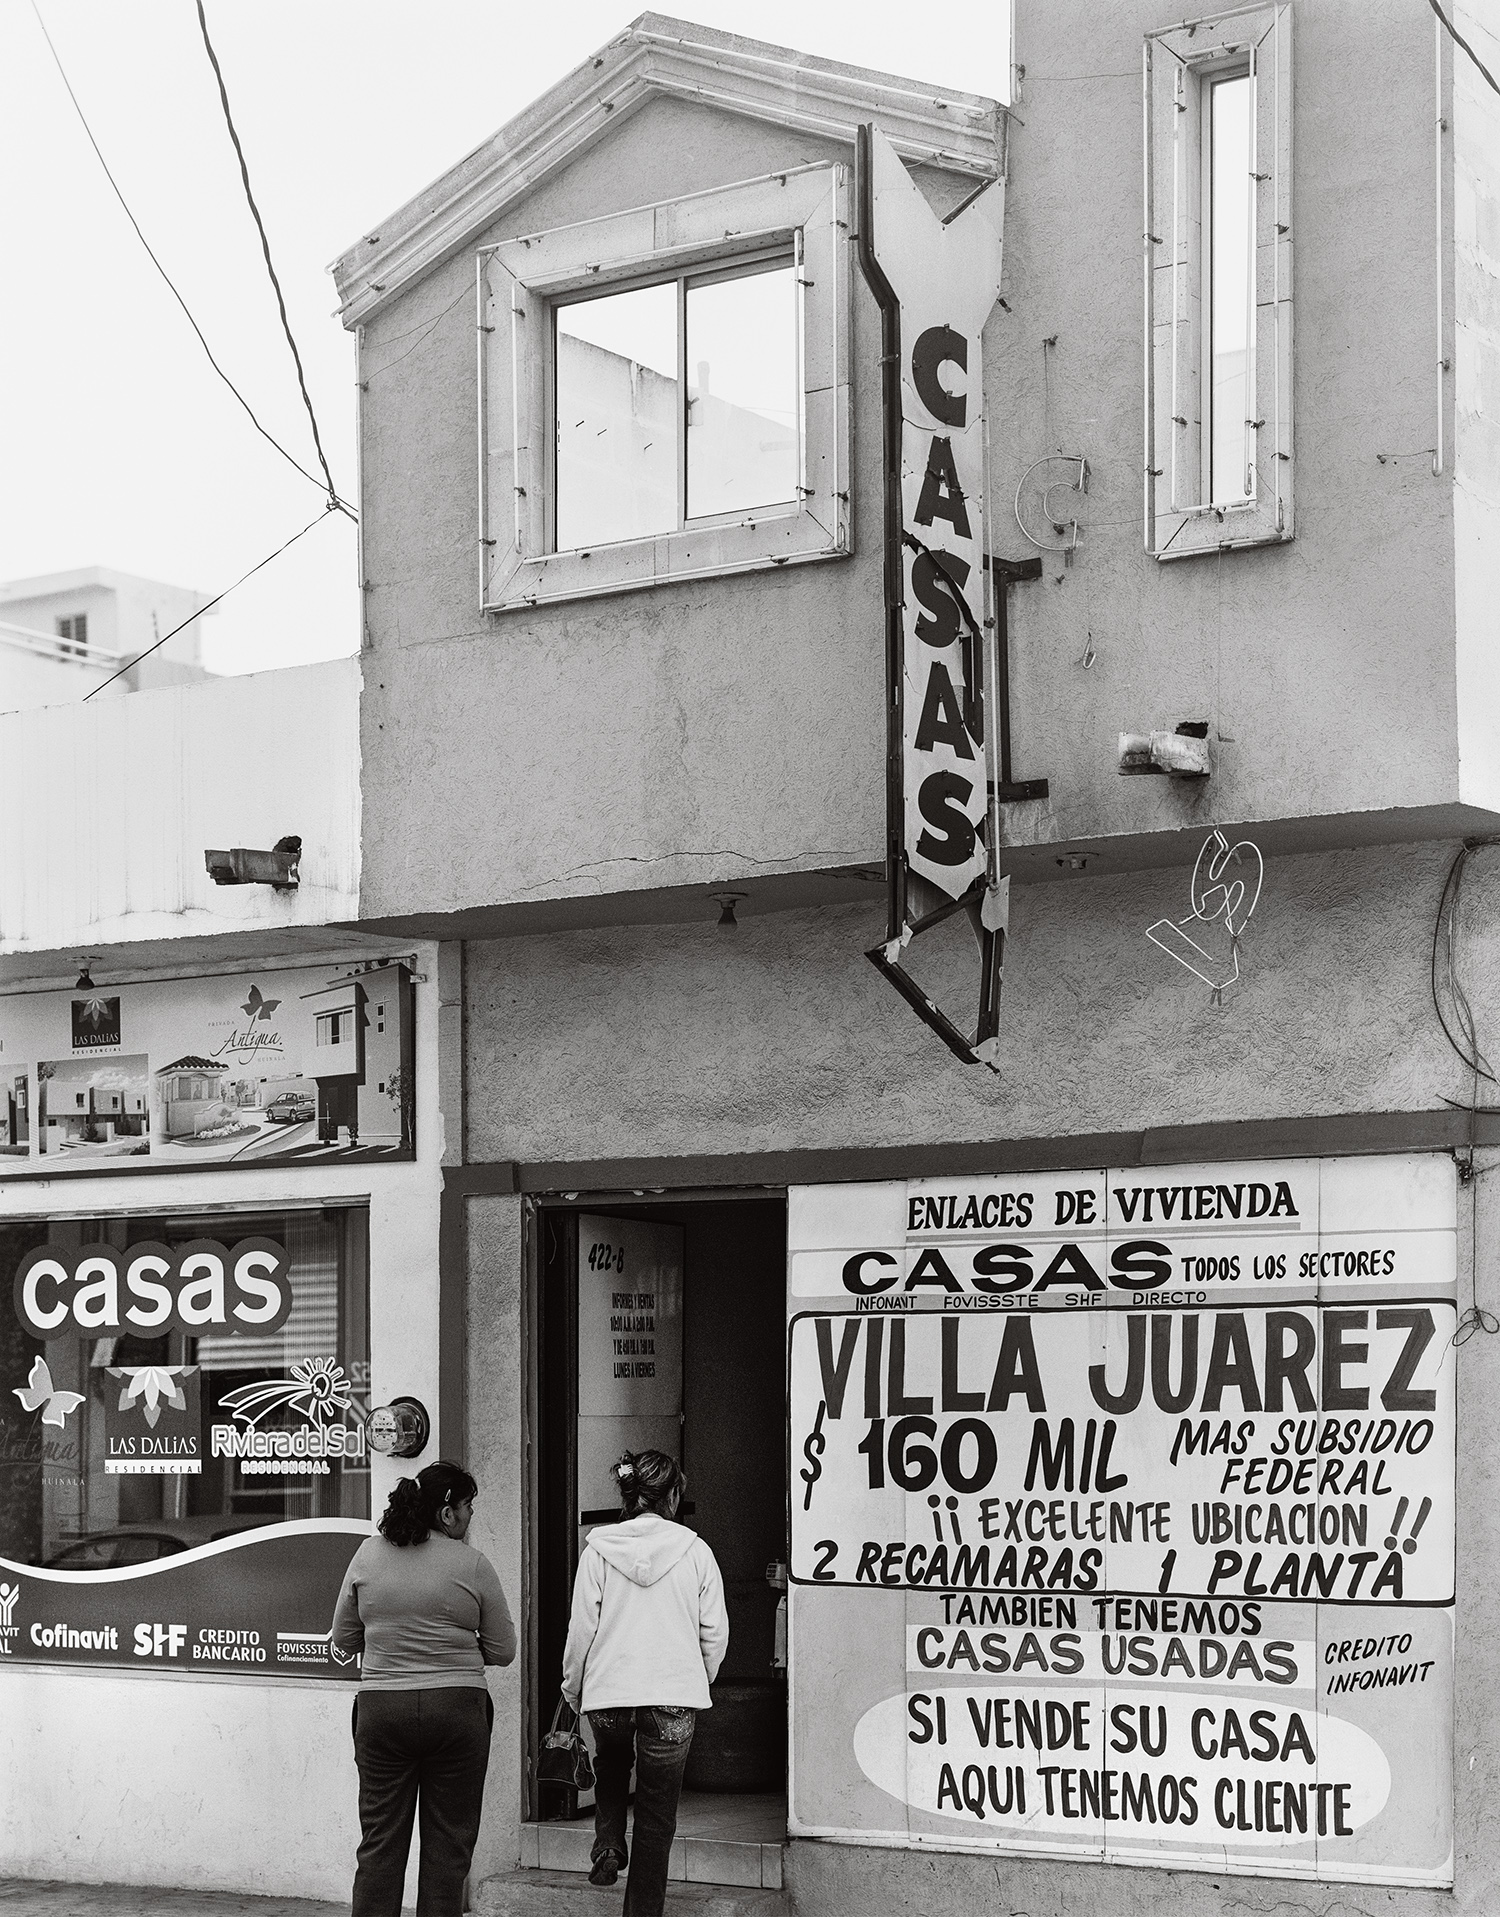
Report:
787,1155,1455,1887
865,125,1004,899
576,1214,683,1522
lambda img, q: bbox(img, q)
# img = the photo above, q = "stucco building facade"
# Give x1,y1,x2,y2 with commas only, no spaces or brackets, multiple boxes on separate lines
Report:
330,5,1500,1913
4,1,1496,1912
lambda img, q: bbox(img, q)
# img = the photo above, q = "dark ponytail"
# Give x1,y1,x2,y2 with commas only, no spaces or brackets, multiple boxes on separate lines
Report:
378,1460,477,1546
613,1449,685,1520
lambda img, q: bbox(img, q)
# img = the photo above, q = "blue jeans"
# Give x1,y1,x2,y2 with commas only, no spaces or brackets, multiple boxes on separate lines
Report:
588,1706,697,1917
351,1686,493,1917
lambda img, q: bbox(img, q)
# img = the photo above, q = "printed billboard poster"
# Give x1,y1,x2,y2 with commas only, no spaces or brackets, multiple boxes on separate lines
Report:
0,962,414,1177
787,1155,1456,1888
0,1520,370,1674
0,1203,370,1681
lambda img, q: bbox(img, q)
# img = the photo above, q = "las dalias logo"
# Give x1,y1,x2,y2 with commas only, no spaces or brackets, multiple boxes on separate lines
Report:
107,1366,191,1428
70,994,121,1050
104,1366,202,1475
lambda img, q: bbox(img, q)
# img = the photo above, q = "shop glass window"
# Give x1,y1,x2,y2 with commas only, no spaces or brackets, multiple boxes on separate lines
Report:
1144,3,1292,558
0,1204,369,1572
553,258,799,552
316,1008,354,1047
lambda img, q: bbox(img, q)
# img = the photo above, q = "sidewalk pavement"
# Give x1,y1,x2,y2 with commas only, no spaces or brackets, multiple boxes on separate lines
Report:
0,1886,347,1917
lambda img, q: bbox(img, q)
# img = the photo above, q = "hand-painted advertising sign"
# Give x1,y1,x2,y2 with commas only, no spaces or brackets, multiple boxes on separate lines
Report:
869,129,1002,902
0,962,414,1178
787,1155,1456,1887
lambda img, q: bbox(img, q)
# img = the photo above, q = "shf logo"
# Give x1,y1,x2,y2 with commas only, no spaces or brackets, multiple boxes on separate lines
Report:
133,1623,188,1659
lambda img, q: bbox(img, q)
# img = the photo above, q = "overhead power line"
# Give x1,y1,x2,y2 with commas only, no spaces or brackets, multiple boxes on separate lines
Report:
193,0,351,519
82,505,341,701
28,0,343,509
1428,0,1500,101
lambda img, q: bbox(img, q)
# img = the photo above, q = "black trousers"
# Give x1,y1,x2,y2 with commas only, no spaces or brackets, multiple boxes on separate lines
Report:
589,1706,697,1917
352,1686,493,1917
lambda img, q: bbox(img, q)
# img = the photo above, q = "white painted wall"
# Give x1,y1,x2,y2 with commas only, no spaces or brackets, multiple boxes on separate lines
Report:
0,622,116,711
0,657,360,953
0,944,447,1901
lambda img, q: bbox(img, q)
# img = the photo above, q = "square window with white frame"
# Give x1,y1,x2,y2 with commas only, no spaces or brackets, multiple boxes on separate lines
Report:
479,165,849,612
1144,3,1292,559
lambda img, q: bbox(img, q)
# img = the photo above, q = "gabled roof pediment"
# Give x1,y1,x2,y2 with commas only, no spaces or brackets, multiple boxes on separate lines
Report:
331,12,1004,326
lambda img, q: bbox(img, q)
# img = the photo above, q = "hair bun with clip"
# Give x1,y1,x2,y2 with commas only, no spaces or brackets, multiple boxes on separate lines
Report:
614,1457,637,1486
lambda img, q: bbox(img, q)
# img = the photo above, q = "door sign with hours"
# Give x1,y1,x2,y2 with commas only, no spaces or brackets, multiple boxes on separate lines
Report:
575,1214,683,1527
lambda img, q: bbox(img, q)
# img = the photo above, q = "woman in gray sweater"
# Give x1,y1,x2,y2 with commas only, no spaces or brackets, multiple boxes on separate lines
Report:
331,1460,516,1917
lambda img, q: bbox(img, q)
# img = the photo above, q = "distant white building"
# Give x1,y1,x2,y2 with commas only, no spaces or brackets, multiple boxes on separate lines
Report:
0,565,216,712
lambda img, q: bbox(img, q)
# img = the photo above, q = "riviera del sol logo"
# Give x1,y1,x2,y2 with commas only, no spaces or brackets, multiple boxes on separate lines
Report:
213,1358,365,1477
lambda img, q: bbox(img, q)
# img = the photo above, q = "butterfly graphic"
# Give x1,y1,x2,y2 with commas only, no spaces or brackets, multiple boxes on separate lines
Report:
242,985,281,1022
13,1357,86,1429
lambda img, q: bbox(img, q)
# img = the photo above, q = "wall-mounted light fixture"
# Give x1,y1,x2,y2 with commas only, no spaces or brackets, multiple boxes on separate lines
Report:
205,835,302,890
1118,722,1211,779
713,893,747,928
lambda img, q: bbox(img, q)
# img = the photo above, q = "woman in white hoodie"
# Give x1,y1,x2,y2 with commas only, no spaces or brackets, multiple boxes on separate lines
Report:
561,1450,728,1914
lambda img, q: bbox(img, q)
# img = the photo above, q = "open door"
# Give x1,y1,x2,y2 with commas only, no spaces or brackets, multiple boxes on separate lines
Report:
529,1194,787,1884
532,1212,684,1818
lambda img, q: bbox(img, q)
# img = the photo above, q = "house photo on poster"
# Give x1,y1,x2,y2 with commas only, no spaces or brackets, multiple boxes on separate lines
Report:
0,1204,372,1681
786,1155,1457,1889
0,961,415,1177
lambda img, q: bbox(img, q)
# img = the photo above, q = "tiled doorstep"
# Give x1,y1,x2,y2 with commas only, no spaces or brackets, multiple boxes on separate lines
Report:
521,1825,782,1891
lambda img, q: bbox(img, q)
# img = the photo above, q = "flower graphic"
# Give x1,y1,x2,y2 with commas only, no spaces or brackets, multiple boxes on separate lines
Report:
13,1357,85,1428
220,1357,356,1428
75,995,116,1032
106,1366,190,1429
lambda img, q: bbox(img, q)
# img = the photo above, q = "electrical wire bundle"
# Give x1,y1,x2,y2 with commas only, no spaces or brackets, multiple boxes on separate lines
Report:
1431,839,1500,1342
27,0,357,697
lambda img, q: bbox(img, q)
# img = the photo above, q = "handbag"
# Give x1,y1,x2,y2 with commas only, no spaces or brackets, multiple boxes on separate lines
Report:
536,1697,595,1791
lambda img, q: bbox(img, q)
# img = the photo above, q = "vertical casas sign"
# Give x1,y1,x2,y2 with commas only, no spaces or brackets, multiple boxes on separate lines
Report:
856,124,1012,1067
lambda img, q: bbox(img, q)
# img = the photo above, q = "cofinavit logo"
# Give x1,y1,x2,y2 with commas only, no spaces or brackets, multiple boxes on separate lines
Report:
0,1579,19,1654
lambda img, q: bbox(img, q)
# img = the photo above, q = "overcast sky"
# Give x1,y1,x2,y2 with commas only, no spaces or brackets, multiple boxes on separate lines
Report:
0,2,1006,676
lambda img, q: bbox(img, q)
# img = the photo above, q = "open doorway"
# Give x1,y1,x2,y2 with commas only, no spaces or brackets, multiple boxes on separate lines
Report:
526,1194,788,1886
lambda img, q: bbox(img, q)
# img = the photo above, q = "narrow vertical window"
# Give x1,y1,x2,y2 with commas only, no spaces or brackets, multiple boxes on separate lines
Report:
1208,72,1253,505
1145,5,1291,559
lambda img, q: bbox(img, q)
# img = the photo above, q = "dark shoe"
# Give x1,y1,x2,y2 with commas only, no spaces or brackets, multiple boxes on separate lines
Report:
589,1856,621,1887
